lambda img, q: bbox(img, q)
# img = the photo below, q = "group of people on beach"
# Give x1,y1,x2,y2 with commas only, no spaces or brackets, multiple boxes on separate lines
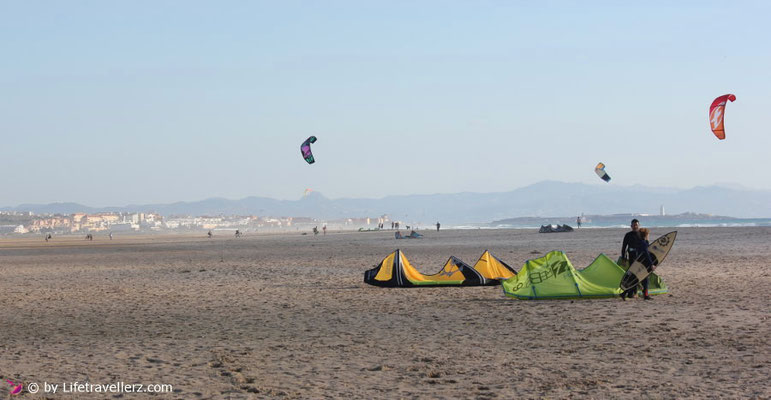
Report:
619,218,654,300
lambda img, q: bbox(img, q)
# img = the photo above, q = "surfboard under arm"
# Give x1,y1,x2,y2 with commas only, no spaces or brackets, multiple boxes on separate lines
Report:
619,231,677,291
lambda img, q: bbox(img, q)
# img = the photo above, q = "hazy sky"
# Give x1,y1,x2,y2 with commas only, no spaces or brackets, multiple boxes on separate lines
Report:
2,1,770,206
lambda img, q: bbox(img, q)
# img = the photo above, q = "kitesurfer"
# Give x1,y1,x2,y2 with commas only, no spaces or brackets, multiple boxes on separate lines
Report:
635,228,654,300
620,219,644,300
621,219,641,261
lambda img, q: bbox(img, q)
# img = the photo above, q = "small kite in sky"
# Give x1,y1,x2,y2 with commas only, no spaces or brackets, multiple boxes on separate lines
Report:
709,94,736,140
595,162,611,183
300,136,317,164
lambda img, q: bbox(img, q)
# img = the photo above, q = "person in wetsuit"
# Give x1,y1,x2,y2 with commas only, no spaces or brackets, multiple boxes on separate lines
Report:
620,219,643,300
633,228,654,300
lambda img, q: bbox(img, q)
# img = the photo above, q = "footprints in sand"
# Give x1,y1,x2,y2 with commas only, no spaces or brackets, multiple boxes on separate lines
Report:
208,349,296,397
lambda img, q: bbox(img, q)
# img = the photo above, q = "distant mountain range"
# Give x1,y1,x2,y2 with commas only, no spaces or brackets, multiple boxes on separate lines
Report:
2,181,770,223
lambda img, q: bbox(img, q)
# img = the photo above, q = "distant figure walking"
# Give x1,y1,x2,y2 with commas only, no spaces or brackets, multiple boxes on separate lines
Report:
235,230,242,238
109,232,113,240
313,226,319,236
45,233,52,242
391,222,394,230
207,230,213,239
322,225,327,235
436,222,441,232
86,234,93,241
576,216,581,229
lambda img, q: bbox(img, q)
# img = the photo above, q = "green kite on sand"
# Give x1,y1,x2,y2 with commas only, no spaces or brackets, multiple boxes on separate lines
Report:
501,251,667,300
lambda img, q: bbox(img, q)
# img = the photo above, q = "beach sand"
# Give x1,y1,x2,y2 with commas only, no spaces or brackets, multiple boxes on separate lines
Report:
1,227,769,399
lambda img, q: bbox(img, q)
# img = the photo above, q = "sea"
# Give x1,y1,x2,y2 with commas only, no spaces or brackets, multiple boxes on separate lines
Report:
452,217,771,230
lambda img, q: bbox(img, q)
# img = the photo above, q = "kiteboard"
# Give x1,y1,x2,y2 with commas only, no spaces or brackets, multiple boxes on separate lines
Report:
619,231,677,291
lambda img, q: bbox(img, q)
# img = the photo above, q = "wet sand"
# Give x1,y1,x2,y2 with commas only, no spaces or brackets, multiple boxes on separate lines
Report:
1,227,769,399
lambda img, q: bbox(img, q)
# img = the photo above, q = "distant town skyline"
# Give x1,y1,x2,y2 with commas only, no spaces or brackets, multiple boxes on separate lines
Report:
3,2,770,206
0,210,357,235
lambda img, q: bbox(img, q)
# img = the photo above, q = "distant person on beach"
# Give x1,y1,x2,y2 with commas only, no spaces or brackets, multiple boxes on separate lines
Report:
313,226,319,236
235,230,241,238
207,230,213,238
576,216,581,228
436,222,440,231
109,232,113,240
322,225,326,235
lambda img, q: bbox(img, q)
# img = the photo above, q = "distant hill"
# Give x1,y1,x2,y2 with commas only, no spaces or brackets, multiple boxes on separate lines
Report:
2,181,770,223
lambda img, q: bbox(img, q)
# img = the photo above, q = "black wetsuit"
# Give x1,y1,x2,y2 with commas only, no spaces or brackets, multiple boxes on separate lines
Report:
621,231,649,297
621,231,645,262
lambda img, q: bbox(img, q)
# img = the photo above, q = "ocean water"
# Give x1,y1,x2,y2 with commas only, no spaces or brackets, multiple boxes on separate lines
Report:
453,217,771,230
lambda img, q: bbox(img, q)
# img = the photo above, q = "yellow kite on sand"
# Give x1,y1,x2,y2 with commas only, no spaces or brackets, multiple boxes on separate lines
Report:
364,249,516,287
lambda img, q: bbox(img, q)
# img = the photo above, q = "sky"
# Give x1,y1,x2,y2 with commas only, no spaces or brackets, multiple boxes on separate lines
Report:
2,1,770,206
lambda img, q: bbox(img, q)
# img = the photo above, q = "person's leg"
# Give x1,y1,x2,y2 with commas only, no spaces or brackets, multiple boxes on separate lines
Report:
642,277,651,299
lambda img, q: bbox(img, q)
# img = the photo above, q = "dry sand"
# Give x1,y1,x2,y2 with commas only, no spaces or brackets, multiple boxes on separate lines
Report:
1,227,769,399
